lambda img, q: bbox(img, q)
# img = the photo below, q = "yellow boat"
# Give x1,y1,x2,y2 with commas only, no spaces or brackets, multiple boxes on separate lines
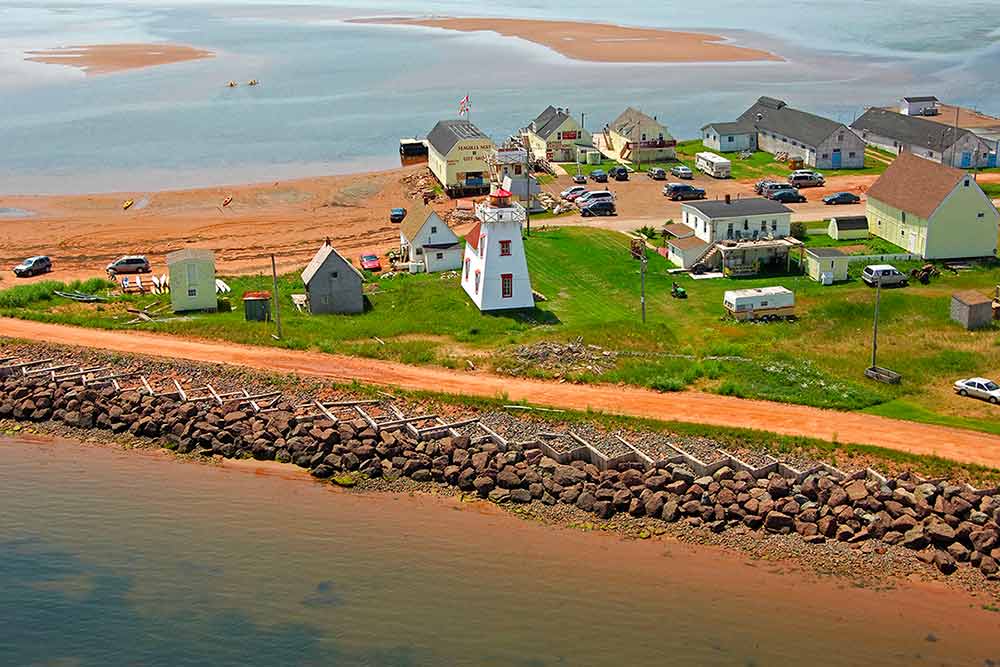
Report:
227,80,238,88
122,199,134,210
248,79,259,86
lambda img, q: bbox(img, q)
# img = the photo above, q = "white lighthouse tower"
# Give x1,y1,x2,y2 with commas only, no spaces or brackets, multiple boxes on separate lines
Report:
461,188,534,311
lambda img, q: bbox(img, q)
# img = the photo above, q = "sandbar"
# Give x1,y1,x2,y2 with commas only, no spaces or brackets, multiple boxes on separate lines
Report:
351,17,782,63
25,43,214,76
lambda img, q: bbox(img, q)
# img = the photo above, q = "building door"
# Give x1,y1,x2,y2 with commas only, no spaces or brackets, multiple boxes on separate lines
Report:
989,153,998,168
961,151,972,168
831,149,842,169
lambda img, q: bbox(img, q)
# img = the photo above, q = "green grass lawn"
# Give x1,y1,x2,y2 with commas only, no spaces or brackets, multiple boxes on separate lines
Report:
674,140,888,180
980,182,1000,199
4,228,1000,434
801,234,907,255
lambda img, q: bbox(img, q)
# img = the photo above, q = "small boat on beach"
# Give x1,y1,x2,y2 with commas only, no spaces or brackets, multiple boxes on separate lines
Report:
226,80,238,88
247,79,259,86
122,199,134,210
222,196,233,207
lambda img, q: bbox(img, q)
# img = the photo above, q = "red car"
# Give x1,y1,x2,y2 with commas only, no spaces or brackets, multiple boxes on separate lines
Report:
359,253,382,272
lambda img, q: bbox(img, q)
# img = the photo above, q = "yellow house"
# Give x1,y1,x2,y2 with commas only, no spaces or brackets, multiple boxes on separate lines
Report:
804,247,849,284
604,107,675,163
523,106,592,163
427,119,495,198
866,152,999,259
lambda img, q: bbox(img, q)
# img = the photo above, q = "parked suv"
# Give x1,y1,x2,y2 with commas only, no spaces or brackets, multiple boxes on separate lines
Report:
647,167,667,180
576,191,615,206
581,200,617,217
608,166,629,181
755,179,781,194
760,182,793,197
861,264,907,287
12,255,52,277
664,184,706,201
788,172,825,188
590,169,608,183
106,255,150,277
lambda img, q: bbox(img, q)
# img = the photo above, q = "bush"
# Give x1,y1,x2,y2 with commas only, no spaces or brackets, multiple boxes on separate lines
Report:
650,376,684,392
717,379,747,397
789,221,807,241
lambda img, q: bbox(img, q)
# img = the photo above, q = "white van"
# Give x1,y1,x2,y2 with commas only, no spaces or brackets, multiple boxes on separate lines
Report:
695,151,732,179
723,286,795,321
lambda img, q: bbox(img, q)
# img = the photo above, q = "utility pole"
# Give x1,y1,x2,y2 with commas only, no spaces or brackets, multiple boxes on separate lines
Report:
640,248,648,324
271,254,282,341
870,276,881,369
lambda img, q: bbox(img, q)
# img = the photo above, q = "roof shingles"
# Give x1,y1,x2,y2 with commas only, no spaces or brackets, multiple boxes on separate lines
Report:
865,152,965,219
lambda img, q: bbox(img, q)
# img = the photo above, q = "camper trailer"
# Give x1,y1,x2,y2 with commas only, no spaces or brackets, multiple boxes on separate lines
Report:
723,286,795,321
695,151,732,178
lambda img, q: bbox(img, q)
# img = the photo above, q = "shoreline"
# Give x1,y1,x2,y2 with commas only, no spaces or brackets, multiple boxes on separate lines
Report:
24,43,215,76
350,17,783,64
1,339,999,597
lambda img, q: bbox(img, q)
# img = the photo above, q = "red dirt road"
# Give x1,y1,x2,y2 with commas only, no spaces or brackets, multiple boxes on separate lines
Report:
4,318,1000,469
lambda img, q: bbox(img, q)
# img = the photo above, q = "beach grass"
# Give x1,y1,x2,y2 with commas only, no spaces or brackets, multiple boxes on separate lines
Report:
3,228,1000,433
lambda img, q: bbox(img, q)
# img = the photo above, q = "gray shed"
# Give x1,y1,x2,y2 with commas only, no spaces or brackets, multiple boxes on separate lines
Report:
301,240,364,315
950,291,993,331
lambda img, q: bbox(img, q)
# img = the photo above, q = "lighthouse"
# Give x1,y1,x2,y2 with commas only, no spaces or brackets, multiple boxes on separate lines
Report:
460,188,534,311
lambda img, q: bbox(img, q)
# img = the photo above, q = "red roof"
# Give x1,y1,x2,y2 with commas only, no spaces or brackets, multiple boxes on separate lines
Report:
493,188,512,197
465,222,482,250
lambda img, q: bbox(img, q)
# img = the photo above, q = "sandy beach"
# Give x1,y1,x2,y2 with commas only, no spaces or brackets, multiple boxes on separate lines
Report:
353,17,782,63
24,43,214,75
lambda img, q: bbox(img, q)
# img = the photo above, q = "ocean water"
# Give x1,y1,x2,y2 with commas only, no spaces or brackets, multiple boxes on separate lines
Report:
3,435,1000,667
0,1,998,193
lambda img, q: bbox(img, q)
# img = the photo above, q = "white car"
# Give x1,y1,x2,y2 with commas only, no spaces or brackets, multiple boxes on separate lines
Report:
954,377,1000,404
561,185,587,200
576,190,615,206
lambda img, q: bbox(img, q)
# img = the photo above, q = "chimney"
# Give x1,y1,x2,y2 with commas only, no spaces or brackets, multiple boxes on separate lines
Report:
725,194,731,205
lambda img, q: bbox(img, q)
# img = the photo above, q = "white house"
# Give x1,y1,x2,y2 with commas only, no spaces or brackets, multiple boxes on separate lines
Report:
667,236,711,269
899,96,939,116
426,119,495,197
680,197,793,244
524,106,591,163
461,188,534,311
701,122,755,153
851,107,993,169
399,206,463,273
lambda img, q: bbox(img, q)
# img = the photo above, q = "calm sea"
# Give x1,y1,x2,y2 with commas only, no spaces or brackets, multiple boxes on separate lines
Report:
2,435,1000,666
0,1,999,193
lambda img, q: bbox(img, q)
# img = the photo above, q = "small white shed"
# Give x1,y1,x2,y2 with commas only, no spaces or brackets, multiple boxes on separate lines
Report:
827,216,869,240
166,248,217,313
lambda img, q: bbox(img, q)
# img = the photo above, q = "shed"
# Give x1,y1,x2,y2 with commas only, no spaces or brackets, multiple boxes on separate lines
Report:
804,247,849,284
301,239,365,315
165,248,217,313
827,216,869,240
667,235,710,269
950,290,993,331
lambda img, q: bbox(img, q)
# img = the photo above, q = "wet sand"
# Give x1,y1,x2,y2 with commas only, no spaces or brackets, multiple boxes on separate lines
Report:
24,43,214,76
352,17,782,63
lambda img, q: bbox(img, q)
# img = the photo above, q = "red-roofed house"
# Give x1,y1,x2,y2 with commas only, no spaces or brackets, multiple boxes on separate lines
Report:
461,189,534,311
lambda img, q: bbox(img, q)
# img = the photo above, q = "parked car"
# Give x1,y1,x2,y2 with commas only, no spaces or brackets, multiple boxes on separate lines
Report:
759,182,793,197
359,253,382,272
823,192,861,205
561,185,587,200
590,169,608,183
788,172,825,188
580,200,617,217
670,165,693,179
954,377,1000,404
389,207,407,223
565,188,590,202
572,173,587,185
608,166,629,181
647,167,667,181
12,255,52,277
106,255,150,277
861,264,907,287
576,191,615,206
755,179,781,194
664,184,706,201
770,189,806,203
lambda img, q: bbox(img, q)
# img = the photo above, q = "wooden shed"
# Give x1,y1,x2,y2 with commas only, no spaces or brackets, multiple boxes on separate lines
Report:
165,248,217,313
804,247,849,284
301,240,364,315
951,290,993,330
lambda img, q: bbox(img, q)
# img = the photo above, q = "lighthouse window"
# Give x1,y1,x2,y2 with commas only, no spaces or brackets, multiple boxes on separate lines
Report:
500,240,511,256
474,270,481,294
501,273,513,298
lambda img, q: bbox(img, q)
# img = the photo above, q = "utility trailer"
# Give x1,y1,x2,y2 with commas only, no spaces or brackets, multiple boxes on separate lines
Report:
723,286,795,321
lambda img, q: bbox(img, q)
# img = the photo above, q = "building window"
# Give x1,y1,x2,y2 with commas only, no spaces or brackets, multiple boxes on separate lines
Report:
416,247,423,256
771,221,777,231
331,271,339,279
474,270,480,294
901,212,906,223
964,179,970,187
464,258,470,279
978,212,985,218
436,252,444,260
501,273,513,298
727,135,734,143
743,221,749,230
187,288,197,297
822,153,829,159
849,151,856,158
499,240,511,256
431,225,437,233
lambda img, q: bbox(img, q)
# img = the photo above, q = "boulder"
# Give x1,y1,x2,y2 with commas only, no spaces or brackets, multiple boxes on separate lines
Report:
763,511,793,533
926,522,956,544
473,476,495,496
509,488,532,504
553,465,587,487
593,500,614,519
576,491,596,513
844,479,869,502
970,529,998,553
827,485,849,508
902,527,929,550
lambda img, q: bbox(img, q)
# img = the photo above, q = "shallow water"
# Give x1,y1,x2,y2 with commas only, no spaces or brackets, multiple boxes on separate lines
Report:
1,1,998,193
2,435,1000,666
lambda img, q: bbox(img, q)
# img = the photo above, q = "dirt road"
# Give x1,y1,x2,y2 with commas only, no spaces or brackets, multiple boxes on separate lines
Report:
5,318,1000,469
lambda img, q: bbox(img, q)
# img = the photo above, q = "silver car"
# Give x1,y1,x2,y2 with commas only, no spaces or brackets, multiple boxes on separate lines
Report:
954,377,1000,404
862,264,907,287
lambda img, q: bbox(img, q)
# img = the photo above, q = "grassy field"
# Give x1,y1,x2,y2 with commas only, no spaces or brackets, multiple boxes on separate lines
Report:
3,228,1000,433
801,234,906,254
673,140,888,180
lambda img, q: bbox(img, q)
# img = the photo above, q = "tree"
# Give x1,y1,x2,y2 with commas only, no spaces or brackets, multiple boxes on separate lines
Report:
789,221,807,241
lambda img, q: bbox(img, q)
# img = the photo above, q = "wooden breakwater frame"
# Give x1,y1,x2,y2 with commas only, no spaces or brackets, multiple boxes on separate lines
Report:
1,353,996,498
